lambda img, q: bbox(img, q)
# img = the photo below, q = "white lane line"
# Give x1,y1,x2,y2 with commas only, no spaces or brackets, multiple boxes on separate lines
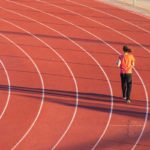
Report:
5,1,114,150
0,6,78,150
28,1,149,150
5,0,147,149
66,0,150,54
131,68,149,150
52,1,149,149
0,30,45,150
0,59,11,119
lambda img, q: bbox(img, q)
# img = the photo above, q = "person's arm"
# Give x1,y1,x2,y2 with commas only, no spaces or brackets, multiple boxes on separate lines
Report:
116,59,121,67
132,61,135,67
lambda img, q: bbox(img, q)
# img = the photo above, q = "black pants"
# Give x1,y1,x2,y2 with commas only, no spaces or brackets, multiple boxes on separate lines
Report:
120,73,132,99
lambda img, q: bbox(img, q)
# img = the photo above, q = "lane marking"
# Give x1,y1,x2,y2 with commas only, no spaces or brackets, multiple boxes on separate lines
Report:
34,1,149,149
4,0,149,149
0,31,45,150
0,59,11,119
66,0,150,54
5,1,113,149
62,1,149,149
0,29,44,149
0,5,78,150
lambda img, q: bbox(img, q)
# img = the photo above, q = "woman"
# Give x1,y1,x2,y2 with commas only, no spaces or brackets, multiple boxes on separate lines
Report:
116,45,135,103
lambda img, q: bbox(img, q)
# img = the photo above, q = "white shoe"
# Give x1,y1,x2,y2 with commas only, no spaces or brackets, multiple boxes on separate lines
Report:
126,99,131,103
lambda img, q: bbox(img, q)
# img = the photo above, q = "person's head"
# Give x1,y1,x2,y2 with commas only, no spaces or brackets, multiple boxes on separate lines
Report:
123,45,132,53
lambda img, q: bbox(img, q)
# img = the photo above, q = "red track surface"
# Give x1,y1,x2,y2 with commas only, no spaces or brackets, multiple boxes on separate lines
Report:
0,0,150,150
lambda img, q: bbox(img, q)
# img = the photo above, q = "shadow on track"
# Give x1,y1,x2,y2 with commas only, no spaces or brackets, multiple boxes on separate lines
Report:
0,84,148,118
1,30,150,48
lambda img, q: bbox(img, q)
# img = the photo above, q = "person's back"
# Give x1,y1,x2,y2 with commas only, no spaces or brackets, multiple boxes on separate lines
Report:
119,53,135,74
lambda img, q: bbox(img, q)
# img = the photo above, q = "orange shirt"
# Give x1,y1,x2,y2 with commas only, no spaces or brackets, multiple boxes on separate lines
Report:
119,53,135,74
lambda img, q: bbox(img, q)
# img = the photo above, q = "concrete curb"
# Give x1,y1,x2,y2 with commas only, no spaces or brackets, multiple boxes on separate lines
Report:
96,0,150,17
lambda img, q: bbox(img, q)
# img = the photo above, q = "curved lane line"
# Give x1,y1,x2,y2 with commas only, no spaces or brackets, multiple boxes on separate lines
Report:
0,31,45,150
0,59,11,119
131,68,149,150
67,0,150,42
0,9,78,150
27,1,149,149
5,1,114,150
6,0,149,149
48,1,149,149
21,0,149,149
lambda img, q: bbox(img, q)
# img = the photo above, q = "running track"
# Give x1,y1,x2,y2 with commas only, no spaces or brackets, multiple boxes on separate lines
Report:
0,0,150,150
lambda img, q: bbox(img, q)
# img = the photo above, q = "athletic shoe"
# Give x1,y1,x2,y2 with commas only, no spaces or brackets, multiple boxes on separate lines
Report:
126,99,131,103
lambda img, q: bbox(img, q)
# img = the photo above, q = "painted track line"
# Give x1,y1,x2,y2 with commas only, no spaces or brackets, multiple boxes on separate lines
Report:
6,0,149,149
5,0,114,149
65,0,150,54
32,1,114,149
32,0,149,149
4,0,149,149
0,59,11,119
0,6,79,150
131,68,149,150
0,28,45,150
60,0,149,149
30,1,149,149
35,0,150,56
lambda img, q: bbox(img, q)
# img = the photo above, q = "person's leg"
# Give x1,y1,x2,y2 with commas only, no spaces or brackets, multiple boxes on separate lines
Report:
126,74,132,101
120,74,127,99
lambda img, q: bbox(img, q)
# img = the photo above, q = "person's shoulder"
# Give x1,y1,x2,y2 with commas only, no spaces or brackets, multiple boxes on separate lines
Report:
130,53,135,58
129,54,135,60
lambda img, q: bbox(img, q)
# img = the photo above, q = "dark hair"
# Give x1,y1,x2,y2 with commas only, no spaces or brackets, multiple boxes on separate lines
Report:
123,45,132,53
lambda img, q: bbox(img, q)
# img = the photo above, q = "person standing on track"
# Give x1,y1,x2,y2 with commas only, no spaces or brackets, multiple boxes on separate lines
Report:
116,45,135,103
